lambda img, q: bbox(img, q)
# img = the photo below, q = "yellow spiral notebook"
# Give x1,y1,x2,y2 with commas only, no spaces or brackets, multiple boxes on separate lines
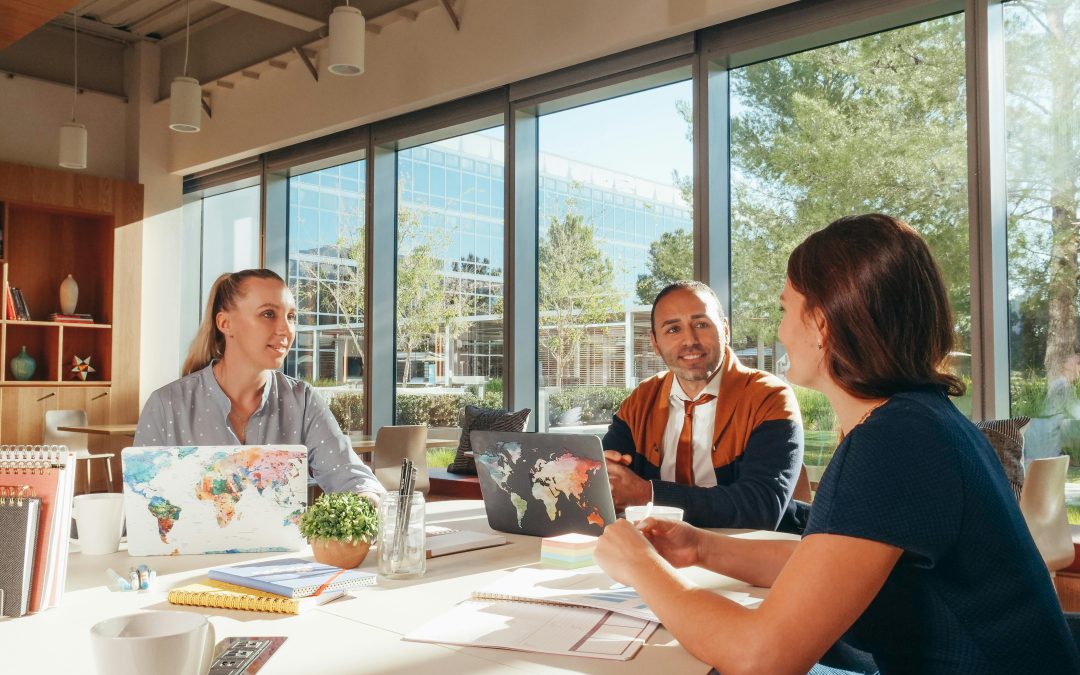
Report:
168,579,344,615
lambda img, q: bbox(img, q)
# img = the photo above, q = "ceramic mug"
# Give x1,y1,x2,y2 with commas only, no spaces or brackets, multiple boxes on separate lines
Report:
72,493,125,555
90,611,215,675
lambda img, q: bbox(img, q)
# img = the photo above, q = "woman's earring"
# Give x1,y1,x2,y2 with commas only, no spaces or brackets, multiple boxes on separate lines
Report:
816,342,822,350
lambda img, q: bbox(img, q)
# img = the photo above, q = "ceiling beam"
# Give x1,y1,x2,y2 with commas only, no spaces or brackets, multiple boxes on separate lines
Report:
211,0,324,32
0,0,81,49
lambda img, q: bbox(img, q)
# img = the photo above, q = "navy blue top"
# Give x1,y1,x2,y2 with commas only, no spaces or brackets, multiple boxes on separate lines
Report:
805,388,1079,673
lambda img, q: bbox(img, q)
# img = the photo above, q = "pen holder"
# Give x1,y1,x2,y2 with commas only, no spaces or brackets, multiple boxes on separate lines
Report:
377,491,426,579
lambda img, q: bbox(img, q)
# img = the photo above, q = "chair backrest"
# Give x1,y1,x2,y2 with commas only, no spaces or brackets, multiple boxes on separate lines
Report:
372,425,430,495
43,409,90,453
1019,455,1075,572
792,464,813,503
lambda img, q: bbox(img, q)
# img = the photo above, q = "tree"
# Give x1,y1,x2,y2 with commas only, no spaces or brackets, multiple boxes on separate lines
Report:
396,208,466,386
722,16,971,348
539,212,621,388
635,229,693,305
1004,0,1080,381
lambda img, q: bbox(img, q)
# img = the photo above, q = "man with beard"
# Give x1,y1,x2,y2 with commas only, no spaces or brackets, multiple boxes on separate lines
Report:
603,281,805,530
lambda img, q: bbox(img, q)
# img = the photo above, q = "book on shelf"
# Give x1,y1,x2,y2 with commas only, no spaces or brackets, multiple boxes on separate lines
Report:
168,579,344,615
5,286,15,320
49,313,94,323
11,288,30,321
207,558,376,598
425,525,506,559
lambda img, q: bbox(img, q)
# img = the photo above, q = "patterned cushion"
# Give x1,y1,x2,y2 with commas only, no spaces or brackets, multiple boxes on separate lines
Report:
447,405,531,475
975,416,1030,501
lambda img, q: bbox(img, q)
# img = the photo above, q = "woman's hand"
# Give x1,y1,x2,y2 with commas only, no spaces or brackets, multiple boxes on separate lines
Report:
594,519,663,586
638,518,703,568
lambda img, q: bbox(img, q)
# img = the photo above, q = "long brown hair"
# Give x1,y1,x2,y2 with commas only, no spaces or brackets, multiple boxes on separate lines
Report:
786,214,964,398
182,269,286,376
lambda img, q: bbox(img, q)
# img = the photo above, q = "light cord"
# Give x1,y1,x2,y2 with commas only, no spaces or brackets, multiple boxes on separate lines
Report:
183,0,191,77
71,7,78,122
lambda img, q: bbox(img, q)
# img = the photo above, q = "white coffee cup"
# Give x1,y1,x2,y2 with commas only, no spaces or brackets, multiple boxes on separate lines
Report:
73,493,125,555
90,611,216,675
624,505,684,523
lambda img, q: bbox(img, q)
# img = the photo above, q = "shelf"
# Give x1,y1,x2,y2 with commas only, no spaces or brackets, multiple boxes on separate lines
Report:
0,320,111,329
0,380,112,387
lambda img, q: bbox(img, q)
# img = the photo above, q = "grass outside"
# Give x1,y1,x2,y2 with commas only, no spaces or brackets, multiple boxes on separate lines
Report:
427,447,456,470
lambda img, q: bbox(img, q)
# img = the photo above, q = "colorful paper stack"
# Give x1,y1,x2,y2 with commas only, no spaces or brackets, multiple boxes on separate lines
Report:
540,533,597,569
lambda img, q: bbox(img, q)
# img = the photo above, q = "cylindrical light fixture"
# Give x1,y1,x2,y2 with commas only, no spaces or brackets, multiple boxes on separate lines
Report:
58,122,87,169
327,5,365,76
170,76,202,132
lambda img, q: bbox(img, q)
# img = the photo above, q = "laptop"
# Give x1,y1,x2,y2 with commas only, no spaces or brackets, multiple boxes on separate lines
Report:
121,445,308,556
470,431,617,537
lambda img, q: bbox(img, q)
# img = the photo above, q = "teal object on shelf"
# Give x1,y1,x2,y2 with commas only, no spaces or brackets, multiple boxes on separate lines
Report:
9,346,36,381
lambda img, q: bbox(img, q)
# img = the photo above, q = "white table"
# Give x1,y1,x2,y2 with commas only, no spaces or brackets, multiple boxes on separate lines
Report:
1,501,794,674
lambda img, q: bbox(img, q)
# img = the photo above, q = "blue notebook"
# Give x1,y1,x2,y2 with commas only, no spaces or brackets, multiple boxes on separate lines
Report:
208,558,376,598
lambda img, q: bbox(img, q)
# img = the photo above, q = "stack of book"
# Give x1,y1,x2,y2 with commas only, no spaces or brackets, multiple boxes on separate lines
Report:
0,447,77,617
168,558,376,615
5,287,30,321
48,313,94,324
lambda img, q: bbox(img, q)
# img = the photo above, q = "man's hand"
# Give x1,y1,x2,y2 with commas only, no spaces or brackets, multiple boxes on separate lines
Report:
638,518,702,568
604,450,651,508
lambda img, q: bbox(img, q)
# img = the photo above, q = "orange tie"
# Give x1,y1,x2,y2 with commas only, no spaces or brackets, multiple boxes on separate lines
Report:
676,394,716,486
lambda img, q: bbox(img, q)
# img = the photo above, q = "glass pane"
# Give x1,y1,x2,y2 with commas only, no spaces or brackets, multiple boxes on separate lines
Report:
396,127,506,431
1004,0,1080,517
729,14,970,476
286,160,366,433
537,79,693,432
200,185,261,313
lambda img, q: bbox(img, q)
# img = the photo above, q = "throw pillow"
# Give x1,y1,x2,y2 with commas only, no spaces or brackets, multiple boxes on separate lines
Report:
975,416,1030,501
447,405,531,475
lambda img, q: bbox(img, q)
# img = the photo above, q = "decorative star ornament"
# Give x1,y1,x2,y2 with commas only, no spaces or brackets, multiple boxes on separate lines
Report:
71,355,96,381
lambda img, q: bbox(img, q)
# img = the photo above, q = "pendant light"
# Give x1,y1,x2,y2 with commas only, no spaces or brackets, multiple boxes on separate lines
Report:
327,2,365,76
170,1,201,132
58,8,87,169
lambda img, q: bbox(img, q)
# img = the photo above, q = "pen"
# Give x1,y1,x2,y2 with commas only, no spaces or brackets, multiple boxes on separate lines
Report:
105,567,132,591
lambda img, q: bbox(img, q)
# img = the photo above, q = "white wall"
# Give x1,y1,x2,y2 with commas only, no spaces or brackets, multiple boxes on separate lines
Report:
0,75,128,179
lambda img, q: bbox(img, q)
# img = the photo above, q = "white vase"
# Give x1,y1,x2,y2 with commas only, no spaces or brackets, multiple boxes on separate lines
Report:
60,274,79,314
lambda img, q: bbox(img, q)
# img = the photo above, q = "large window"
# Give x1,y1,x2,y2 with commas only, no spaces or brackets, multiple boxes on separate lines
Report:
199,185,261,311
536,79,694,432
728,14,971,474
285,160,366,431
1004,0,1080,513
395,128,505,426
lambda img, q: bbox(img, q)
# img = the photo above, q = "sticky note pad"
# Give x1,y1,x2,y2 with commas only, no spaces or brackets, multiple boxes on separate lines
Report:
540,533,598,569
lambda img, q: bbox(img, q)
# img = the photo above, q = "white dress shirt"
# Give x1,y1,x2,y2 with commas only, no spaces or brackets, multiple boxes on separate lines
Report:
659,373,721,487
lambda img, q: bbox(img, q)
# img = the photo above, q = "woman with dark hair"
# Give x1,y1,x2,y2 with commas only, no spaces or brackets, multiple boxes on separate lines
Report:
135,269,382,501
594,215,1078,674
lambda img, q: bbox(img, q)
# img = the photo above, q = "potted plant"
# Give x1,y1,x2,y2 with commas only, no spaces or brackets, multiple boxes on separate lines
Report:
299,492,379,569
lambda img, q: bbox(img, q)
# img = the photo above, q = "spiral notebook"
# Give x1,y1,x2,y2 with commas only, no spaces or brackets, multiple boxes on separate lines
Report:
0,487,41,617
168,579,344,615
0,446,76,613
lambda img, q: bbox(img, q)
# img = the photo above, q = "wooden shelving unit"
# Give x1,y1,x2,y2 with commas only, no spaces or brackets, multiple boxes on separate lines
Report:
0,163,142,491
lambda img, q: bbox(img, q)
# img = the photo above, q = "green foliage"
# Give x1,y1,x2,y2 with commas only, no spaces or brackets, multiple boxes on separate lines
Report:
792,385,836,432
1010,374,1049,418
539,212,622,388
635,229,694,305
725,16,972,349
547,387,632,426
311,378,341,388
327,391,365,433
426,447,456,470
299,492,379,544
396,393,479,426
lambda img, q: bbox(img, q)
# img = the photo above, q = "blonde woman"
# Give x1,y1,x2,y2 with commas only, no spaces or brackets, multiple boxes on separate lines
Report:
135,269,382,502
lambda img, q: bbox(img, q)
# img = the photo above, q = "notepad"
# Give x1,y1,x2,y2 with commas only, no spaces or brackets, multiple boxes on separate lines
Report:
404,599,657,660
168,579,344,614
0,491,41,617
425,525,506,559
208,558,376,598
